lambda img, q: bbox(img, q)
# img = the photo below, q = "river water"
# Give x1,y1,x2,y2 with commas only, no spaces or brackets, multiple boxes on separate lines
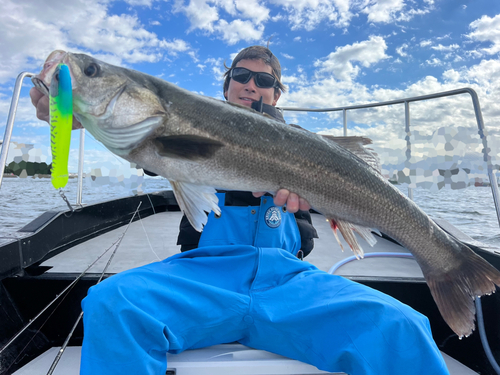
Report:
0,177,498,248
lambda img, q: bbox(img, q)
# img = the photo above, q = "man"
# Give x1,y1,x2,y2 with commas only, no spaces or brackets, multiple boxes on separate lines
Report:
30,46,449,375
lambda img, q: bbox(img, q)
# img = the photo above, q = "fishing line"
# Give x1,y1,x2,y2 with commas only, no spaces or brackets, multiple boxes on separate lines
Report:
0,275,79,374
46,202,143,375
146,193,156,215
0,226,129,359
137,209,162,262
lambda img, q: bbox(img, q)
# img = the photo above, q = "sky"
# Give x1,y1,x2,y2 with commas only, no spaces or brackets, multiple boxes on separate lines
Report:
1,0,500,189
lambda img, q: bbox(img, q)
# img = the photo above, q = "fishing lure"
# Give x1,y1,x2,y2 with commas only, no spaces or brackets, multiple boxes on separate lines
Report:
49,64,73,189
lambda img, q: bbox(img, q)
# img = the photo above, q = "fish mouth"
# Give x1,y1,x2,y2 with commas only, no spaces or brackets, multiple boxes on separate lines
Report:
31,50,70,96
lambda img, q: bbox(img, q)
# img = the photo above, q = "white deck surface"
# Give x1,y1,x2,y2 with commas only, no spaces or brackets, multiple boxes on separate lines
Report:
13,344,478,375
41,211,424,278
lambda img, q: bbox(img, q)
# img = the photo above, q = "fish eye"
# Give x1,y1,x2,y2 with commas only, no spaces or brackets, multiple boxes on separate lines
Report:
84,63,99,77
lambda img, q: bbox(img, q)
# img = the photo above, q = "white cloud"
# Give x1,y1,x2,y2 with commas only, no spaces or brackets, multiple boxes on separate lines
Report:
281,53,295,59
425,58,442,66
0,0,193,83
420,40,432,47
314,35,390,81
396,43,408,57
234,0,270,24
466,14,500,55
215,19,264,45
269,0,353,30
160,39,191,53
431,44,460,52
175,0,268,45
175,0,220,32
362,0,405,23
436,33,451,40
124,0,157,6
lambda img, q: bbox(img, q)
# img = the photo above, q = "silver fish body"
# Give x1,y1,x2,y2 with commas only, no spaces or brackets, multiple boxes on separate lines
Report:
33,50,500,339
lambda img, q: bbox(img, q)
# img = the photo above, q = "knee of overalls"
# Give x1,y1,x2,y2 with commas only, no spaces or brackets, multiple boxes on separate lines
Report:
81,267,152,327
198,193,302,255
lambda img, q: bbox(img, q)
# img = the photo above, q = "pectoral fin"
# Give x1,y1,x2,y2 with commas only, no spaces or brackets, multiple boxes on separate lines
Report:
154,135,224,161
170,180,221,232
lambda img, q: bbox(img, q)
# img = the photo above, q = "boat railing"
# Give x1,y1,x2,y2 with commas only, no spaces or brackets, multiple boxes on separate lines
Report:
1,73,499,229
280,88,500,229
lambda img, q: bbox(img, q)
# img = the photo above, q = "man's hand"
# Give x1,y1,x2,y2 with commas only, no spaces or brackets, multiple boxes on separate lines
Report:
30,87,83,129
253,189,311,213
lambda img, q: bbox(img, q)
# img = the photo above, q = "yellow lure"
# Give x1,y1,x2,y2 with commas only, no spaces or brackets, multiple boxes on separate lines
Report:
49,64,73,189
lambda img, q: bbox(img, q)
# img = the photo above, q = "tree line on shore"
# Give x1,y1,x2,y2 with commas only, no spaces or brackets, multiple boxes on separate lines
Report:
3,161,52,176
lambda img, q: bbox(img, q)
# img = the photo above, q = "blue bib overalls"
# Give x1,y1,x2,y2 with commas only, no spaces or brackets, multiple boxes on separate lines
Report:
199,193,301,254
81,196,449,375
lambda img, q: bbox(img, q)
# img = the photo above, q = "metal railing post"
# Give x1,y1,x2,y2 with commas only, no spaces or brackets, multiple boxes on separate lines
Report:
465,89,500,226
0,72,34,190
404,101,413,200
76,128,86,205
343,109,347,137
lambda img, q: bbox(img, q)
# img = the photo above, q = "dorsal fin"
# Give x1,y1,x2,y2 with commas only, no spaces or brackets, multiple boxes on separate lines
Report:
322,135,381,174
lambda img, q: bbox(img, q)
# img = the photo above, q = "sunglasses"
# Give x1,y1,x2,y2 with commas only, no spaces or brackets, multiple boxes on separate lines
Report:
229,67,277,89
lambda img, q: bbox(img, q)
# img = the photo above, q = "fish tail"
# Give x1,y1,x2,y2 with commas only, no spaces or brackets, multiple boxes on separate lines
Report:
425,245,500,338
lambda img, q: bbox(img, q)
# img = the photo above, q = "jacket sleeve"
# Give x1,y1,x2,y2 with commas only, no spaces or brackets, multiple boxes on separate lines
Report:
177,214,202,252
293,210,319,257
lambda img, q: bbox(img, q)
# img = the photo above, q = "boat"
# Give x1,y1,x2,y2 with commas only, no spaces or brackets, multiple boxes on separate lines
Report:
0,72,499,375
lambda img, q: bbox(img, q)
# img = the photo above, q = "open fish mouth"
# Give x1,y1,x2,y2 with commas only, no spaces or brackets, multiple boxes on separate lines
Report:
32,76,49,96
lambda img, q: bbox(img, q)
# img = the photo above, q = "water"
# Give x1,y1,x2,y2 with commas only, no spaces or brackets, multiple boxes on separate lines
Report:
0,177,170,236
0,177,499,248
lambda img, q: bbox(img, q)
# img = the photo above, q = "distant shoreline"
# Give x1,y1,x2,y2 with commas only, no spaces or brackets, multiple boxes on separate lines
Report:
2,174,79,179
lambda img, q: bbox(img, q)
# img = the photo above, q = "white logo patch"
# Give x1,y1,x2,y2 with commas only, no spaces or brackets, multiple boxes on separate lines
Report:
265,206,282,228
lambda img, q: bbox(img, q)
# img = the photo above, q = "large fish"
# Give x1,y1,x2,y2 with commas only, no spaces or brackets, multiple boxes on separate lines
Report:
33,50,500,339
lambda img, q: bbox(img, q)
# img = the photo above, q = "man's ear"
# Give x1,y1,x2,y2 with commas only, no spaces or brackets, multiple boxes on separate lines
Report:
272,90,281,106
224,90,228,100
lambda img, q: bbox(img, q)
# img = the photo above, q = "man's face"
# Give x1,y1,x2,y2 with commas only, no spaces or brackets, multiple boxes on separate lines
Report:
224,59,281,108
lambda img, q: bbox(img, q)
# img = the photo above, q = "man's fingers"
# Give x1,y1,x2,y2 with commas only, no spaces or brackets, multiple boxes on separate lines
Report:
275,189,310,213
285,192,300,213
30,87,83,129
30,87,49,122
274,189,290,206
253,189,311,213
29,87,44,106
299,197,311,211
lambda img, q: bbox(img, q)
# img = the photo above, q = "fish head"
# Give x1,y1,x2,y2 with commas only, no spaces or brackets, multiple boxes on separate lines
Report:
33,51,167,156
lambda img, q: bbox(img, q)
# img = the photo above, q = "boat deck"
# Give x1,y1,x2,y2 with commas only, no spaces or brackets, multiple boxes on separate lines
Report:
13,344,478,375
40,211,424,279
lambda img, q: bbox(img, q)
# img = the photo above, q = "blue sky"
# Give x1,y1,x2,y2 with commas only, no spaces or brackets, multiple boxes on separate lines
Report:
1,0,500,187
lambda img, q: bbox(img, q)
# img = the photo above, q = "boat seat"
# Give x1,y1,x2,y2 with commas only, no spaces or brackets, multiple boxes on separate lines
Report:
13,344,478,374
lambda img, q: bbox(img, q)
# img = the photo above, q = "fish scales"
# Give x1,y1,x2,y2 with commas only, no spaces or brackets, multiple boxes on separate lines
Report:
32,50,500,339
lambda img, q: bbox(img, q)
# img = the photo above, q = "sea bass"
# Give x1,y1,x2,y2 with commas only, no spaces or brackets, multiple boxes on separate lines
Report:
33,50,500,338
